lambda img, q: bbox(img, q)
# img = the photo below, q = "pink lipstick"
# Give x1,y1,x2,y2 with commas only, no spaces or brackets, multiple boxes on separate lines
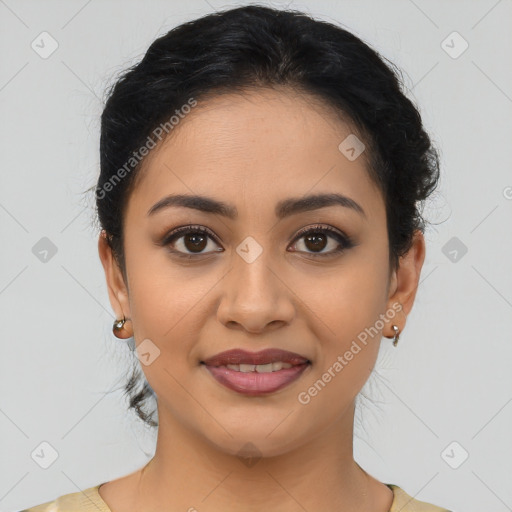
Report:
202,348,311,396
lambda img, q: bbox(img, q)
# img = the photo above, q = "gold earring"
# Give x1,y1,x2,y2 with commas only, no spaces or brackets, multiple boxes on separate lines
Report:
113,316,130,339
391,324,400,347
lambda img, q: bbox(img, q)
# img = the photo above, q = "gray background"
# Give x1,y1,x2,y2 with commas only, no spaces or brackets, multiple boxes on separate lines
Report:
1,1,511,511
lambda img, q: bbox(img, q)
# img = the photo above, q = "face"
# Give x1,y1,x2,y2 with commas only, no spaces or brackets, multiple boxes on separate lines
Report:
99,87,424,458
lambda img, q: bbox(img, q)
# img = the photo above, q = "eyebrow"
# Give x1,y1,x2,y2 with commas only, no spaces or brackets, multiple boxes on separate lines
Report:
147,192,366,219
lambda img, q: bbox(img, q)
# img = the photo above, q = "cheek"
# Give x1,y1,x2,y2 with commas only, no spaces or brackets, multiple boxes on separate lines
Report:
124,268,213,415
292,256,388,393
129,271,213,347
293,253,389,342
124,231,214,340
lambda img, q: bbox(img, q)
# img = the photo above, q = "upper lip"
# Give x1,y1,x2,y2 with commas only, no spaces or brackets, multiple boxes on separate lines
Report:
202,348,310,367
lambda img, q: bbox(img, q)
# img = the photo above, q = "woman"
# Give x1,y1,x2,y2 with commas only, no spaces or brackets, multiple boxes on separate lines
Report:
21,5,451,511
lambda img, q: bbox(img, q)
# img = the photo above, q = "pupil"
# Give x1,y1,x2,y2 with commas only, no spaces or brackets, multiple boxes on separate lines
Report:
185,233,207,252
305,234,326,252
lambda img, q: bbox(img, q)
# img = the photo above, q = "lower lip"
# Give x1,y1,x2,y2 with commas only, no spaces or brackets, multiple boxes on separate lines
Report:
204,363,310,396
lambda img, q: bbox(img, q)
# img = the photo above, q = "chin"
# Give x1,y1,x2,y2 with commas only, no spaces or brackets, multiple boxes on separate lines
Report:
202,423,307,460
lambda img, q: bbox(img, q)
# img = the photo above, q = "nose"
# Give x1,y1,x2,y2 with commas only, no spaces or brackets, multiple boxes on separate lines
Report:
216,253,296,334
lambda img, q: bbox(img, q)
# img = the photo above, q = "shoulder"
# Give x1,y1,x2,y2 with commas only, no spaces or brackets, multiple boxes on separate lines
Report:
388,484,452,511
16,484,110,512
18,482,453,512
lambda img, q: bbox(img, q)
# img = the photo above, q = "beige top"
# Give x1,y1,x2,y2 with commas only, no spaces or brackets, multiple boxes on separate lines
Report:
19,483,451,511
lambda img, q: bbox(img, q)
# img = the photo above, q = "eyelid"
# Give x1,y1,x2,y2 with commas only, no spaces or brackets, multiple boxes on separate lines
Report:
291,223,349,243
288,224,353,256
161,223,353,257
161,224,220,245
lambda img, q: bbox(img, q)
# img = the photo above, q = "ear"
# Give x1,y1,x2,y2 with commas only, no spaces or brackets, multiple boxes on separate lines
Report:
386,230,426,321
98,231,132,320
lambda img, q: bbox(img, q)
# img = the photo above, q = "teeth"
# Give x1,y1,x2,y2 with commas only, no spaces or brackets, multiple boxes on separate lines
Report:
256,363,274,373
225,362,294,372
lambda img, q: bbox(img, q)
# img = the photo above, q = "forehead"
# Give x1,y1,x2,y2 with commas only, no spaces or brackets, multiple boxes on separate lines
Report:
126,87,384,222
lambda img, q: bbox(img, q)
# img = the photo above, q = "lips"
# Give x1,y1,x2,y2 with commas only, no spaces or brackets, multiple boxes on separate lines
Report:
201,348,311,395
202,348,311,396
201,348,310,367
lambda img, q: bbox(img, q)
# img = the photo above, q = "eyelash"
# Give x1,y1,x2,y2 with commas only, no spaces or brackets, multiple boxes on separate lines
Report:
161,224,354,259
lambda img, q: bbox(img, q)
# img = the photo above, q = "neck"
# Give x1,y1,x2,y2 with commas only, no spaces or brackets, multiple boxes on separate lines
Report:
130,401,383,512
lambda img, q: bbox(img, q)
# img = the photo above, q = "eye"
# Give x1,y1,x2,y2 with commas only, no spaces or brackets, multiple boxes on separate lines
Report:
160,223,354,259
161,225,223,258
288,224,353,257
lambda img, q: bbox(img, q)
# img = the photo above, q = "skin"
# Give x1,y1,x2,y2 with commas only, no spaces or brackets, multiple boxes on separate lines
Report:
97,86,425,512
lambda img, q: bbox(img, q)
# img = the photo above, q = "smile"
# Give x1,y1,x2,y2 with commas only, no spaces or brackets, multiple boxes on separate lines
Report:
202,361,311,395
224,362,293,372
